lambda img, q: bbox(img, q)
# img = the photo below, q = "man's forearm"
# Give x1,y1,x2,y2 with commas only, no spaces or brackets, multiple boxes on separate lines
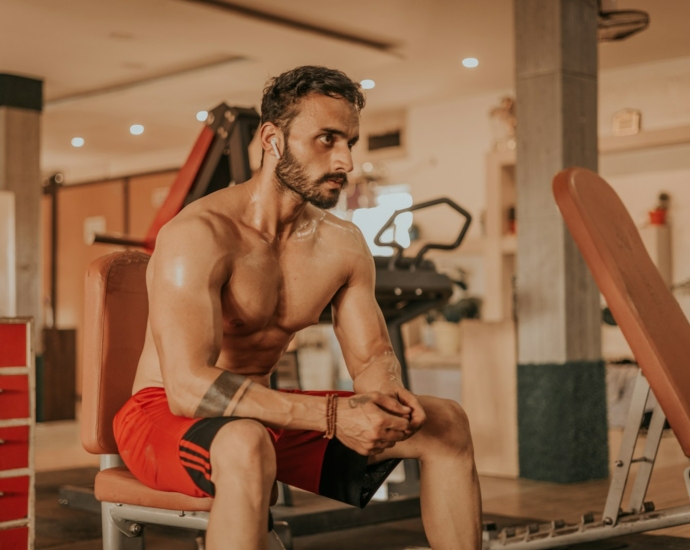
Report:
168,366,327,432
352,350,405,394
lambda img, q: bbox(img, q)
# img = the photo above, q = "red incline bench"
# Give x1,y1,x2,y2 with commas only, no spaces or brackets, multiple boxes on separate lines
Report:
483,168,690,549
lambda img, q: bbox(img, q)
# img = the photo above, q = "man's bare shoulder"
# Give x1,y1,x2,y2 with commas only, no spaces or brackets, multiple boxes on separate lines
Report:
156,187,245,254
309,206,368,251
306,207,373,280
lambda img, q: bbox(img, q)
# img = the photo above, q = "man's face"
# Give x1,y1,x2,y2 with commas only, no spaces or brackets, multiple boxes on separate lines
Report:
275,93,359,209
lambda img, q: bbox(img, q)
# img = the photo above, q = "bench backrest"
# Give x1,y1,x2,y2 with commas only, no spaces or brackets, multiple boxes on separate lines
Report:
553,168,690,456
81,251,150,454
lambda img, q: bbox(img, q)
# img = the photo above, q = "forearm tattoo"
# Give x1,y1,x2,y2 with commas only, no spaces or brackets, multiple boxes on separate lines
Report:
194,371,253,418
348,395,372,408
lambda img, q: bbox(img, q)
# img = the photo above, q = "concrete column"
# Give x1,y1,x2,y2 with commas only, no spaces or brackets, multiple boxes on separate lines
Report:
515,0,607,482
0,74,43,350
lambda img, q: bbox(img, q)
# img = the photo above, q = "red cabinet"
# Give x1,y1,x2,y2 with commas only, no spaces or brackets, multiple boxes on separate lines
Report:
0,426,30,471
0,320,34,550
0,526,29,549
0,376,30,420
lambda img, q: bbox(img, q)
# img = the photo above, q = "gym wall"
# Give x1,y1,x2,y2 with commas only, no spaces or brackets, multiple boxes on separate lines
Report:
43,170,177,399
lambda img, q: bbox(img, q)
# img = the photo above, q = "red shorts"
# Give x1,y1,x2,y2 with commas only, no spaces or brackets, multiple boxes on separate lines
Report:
113,387,400,508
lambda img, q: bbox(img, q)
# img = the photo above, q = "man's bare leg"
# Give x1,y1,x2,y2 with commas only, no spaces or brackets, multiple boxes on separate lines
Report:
372,397,482,550
207,419,276,550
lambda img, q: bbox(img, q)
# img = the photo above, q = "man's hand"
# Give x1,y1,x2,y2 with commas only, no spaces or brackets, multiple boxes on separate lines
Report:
379,384,426,440
336,392,411,456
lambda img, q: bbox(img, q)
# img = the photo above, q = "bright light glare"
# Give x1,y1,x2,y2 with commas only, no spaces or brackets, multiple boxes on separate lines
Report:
196,110,208,122
360,79,376,90
352,188,413,256
130,124,144,135
462,58,479,68
362,162,374,173
71,137,85,148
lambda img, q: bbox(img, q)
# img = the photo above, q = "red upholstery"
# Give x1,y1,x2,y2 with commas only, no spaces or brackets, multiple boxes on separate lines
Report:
81,251,150,455
81,250,279,508
554,168,690,456
95,467,214,511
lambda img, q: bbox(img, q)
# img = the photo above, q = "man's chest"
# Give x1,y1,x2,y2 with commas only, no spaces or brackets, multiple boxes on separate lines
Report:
220,248,346,334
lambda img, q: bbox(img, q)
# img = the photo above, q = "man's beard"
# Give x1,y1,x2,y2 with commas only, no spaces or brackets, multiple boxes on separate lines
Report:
275,143,348,209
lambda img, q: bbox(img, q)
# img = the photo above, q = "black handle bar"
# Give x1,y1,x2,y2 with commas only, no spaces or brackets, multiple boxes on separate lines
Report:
373,197,472,270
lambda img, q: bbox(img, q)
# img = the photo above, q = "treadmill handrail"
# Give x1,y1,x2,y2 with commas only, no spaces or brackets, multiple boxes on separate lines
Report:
373,197,472,270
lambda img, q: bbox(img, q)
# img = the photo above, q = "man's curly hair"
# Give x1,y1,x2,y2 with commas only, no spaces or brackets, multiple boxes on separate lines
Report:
260,66,365,136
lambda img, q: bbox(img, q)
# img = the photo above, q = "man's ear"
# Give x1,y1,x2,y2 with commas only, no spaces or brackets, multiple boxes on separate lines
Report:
260,123,283,160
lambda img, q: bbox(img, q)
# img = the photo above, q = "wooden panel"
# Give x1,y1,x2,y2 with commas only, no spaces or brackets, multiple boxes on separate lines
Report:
0,325,25,367
461,319,518,477
41,329,76,421
0,375,29,420
0,476,29,522
128,171,177,239
56,181,125,397
0,191,16,318
0,425,29,470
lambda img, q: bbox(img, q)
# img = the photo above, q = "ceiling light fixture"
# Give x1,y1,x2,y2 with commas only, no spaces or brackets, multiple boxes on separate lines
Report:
360,79,376,90
71,137,85,148
130,124,144,135
196,110,208,122
462,58,479,68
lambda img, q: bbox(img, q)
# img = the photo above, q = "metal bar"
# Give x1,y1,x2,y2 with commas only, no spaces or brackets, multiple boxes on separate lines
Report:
628,398,666,513
272,495,420,537
101,454,125,470
59,484,101,514
602,371,650,525
110,502,210,531
485,504,690,549
102,502,145,550
93,233,147,248
387,321,410,390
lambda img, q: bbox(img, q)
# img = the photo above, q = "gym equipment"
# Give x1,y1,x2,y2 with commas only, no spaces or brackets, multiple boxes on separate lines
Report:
78,251,289,550
481,167,690,549
93,103,260,251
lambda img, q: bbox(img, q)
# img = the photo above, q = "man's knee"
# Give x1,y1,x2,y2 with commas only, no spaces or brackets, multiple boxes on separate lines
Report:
428,398,474,457
210,419,276,483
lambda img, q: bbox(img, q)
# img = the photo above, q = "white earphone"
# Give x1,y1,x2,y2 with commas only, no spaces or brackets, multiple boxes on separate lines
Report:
270,138,281,159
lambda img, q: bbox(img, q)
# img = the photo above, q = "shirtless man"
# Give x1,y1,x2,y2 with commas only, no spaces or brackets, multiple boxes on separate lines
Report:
114,66,481,550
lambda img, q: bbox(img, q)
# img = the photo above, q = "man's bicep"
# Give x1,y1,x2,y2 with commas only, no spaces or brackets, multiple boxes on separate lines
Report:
148,229,226,381
332,254,391,374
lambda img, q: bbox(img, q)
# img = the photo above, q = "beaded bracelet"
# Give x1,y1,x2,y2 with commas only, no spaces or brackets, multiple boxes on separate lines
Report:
324,393,338,439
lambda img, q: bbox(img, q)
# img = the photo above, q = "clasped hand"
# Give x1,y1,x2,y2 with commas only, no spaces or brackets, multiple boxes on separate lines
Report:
336,388,426,456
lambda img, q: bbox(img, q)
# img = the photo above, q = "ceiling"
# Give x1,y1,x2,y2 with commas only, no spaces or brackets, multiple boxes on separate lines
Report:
1,0,689,183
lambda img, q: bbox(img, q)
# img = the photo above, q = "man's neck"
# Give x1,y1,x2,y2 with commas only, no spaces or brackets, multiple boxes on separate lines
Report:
241,167,310,242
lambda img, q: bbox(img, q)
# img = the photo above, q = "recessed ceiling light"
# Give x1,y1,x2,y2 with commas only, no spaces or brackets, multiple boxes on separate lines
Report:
462,58,479,68
196,110,208,122
360,79,376,90
71,137,85,148
130,124,144,135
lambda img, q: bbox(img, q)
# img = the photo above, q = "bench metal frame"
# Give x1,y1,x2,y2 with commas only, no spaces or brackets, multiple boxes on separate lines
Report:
97,456,290,550
482,370,690,549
